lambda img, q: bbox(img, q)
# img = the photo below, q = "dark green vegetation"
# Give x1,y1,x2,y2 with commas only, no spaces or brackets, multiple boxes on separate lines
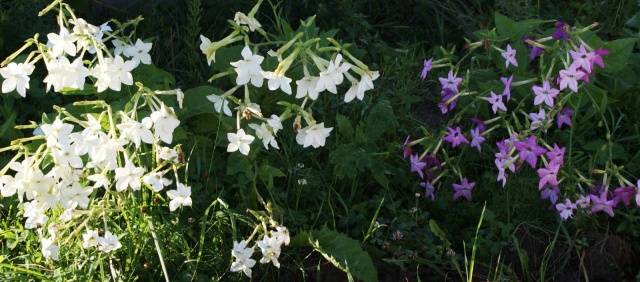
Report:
2,0,640,281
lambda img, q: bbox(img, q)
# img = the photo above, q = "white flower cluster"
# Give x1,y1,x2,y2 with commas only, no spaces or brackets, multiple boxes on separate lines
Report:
230,225,290,278
199,1,378,156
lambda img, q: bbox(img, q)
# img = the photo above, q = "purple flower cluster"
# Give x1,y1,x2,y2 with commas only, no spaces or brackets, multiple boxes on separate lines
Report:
437,71,462,114
556,183,640,220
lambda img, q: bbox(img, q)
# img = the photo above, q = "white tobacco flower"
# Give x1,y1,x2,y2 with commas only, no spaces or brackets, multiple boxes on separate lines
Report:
199,35,214,65
267,115,283,134
227,128,255,155
0,175,16,197
47,27,77,57
206,94,232,116
44,57,89,92
344,70,380,103
262,71,292,94
23,201,48,229
87,135,126,171
315,54,351,94
295,75,320,100
257,236,282,268
234,12,262,31
98,231,122,253
249,123,279,150
150,104,180,144
166,182,192,211
123,39,152,66
41,237,60,261
231,46,264,87
91,55,136,92
82,229,100,249
143,172,172,192
112,39,126,56
230,240,256,278
114,161,146,191
87,173,110,189
117,116,154,147
157,146,179,162
51,145,84,169
272,226,290,246
0,62,35,97
296,122,333,148
60,182,92,209
40,118,74,147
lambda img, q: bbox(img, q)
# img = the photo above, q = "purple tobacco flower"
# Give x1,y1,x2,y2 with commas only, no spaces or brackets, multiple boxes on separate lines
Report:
591,49,609,69
443,127,469,148
423,154,442,182
546,144,565,166
439,70,462,93
532,81,560,107
403,136,413,159
470,128,486,151
537,162,560,189
410,154,426,179
552,21,570,41
589,192,615,217
612,186,636,207
420,181,436,200
558,65,585,92
439,88,458,114
470,117,486,132
524,35,544,61
501,44,518,68
570,44,595,74
636,180,640,207
556,107,573,128
452,178,475,201
555,198,577,220
540,185,560,204
514,136,547,168
528,108,546,130
501,75,513,100
494,140,515,187
485,91,507,114
576,194,591,208
420,58,433,80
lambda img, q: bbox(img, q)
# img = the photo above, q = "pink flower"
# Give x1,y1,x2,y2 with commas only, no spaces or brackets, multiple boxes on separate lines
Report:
537,162,560,189
569,44,595,73
485,91,507,114
556,107,573,129
438,70,462,93
443,127,469,148
555,198,577,220
558,65,585,92
501,44,518,68
514,136,547,168
532,81,559,107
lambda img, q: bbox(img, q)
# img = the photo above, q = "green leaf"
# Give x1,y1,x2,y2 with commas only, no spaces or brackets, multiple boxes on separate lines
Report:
494,12,545,40
133,64,175,89
429,219,451,249
604,38,638,73
336,114,354,142
258,163,285,188
178,85,225,120
304,227,378,282
364,99,398,141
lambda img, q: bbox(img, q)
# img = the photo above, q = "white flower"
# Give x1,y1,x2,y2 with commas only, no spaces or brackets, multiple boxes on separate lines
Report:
0,62,34,97
227,129,255,155
315,54,351,94
23,201,48,228
47,27,77,57
257,236,282,268
295,75,320,100
123,39,152,66
230,240,256,278
41,237,60,260
234,12,262,31
272,226,290,246
267,115,283,134
44,57,89,92
87,173,110,189
344,70,379,103
296,123,333,148
51,145,83,169
114,161,146,191
143,172,172,192
176,89,184,109
60,182,92,209
262,71,292,94
157,146,179,162
117,116,154,147
87,135,126,171
199,35,215,65
231,46,264,87
91,55,136,92
206,94,232,116
82,229,100,249
98,231,122,253
249,123,279,150
166,182,192,211
40,118,74,147
112,39,126,56
150,104,180,144
0,175,16,197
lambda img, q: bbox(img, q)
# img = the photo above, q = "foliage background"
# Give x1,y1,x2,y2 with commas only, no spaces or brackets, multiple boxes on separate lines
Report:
1,0,640,281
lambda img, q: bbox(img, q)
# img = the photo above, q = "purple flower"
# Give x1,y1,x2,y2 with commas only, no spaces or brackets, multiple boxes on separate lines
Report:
501,75,513,100
537,162,560,189
528,108,546,130
546,144,565,166
558,65,585,93
555,198,577,220
403,136,413,159
452,178,475,201
423,154,442,182
443,127,469,148
514,136,547,168
439,88,458,114
570,44,595,74
592,49,609,69
494,140,515,187
438,70,462,93
485,91,507,114
540,185,560,204
470,117,486,132
556,107,573,129
410,154,426,179
532,81,560,107
576,194,591,208
589,192,615,217
501,44,518,68
612,186,636,207
552,21,570,41
420,58,433,80
420,181,436,200
470,128,485,151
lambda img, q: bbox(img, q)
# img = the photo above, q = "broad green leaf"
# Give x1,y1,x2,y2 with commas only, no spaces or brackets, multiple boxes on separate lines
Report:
364,99,398,141
178,85,225,120
133,64,175,89
305,227,377,282
494,12,546,40
604,38,638,73
258,163,285,188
